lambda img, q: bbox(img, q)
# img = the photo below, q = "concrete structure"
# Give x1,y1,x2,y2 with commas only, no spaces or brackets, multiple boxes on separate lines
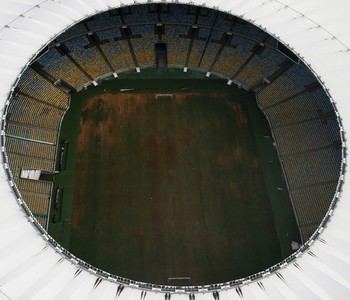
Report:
0,0,349,299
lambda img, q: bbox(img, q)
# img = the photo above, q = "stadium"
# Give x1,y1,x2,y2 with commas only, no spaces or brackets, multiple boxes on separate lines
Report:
0,0,349,299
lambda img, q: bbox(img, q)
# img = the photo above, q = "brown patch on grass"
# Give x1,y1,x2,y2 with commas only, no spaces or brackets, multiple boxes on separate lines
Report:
232,145,242,161
231,101,248,125
77,93,156,151
173,92,200,104
218,145,242,166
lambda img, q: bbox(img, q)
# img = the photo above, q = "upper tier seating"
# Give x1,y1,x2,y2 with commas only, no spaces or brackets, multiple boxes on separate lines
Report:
64,36,111,78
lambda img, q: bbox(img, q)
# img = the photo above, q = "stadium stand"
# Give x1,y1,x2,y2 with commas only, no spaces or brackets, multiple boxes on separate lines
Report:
6,152,55,176
186,28,212,69
299,225,319,242
6,123,58,144
131,24,154,35
40,53,90,89
257,63,316,107
130,25,156,67
64,36,111,79
7,94,65,130
161,4,196,24
272,119,340,155
281,146,341,189
234,47,285,87
16,177,52,194
264,35,279,48
21,191,51,228
194,30,223,70
214,12,234,31
5,64,67,228
188,40,207,68
197,8,216,27
232,21,267,41
164,25,190,66
100,40,135,71
85,11,122,31
199,42,220,70
95,28,121,41
21,193,50,215
16,67,69,109
210,30,224,42
5,136,55,161
55,22,87,42
123,5,158,24
263,93,321,126
290,183,337,227
213,36,255,78
309,88,335,111
131,35,155,66
256,64,342,242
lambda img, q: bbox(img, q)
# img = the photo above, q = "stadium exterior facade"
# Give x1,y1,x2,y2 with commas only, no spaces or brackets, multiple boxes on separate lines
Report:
0,0,349,299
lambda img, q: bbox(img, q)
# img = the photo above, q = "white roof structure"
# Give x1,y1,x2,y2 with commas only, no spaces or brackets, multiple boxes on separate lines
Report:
0,0,350,299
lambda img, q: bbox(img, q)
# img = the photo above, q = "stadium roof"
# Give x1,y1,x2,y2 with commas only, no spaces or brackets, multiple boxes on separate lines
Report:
0,0,350,299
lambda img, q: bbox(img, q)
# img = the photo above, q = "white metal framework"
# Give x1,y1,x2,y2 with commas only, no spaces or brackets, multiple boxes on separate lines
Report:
0,0,350,299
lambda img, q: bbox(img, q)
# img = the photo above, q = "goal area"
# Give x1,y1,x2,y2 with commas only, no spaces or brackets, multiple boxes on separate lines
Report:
168,277,191,285
156,94,173,100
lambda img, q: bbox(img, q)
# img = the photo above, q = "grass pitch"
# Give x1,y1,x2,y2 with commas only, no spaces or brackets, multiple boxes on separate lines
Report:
49,71,300,285
72,92,280,284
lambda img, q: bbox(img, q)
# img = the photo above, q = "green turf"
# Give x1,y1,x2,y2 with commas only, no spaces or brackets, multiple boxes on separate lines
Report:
49,69,300,285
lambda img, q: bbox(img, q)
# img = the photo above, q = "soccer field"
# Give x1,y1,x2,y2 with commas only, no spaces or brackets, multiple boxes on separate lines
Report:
49,71,300,285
